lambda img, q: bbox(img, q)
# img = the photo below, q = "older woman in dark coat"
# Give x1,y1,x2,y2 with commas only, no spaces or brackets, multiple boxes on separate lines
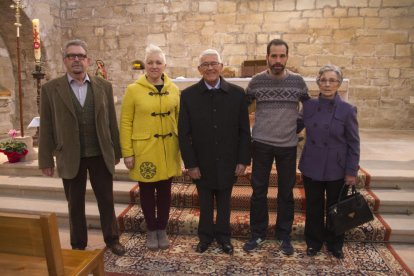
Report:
298,65,360,259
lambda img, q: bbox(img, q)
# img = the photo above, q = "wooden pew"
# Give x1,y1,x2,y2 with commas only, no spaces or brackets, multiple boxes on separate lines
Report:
0,212,105,276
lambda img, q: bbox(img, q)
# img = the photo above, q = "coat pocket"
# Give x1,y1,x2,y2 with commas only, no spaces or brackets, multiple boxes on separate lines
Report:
131,133,152,157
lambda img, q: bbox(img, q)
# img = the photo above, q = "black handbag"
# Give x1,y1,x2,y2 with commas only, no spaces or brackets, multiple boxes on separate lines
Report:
327,185,374,235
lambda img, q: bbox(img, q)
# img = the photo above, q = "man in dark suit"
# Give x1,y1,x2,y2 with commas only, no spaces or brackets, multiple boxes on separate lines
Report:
38,39,125,255
178,49,251,255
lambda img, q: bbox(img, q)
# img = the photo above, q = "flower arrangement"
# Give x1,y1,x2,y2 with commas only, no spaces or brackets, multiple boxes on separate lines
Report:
0,129,28,163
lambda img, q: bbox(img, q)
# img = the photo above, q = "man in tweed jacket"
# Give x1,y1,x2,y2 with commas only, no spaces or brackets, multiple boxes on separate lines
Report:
38,39,125,256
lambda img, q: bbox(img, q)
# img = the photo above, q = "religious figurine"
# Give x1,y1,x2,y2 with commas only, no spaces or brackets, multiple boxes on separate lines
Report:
95,59,108,80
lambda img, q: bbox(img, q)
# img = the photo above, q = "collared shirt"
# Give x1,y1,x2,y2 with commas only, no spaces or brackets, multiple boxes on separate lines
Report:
204,78,221,90
67,74,90,107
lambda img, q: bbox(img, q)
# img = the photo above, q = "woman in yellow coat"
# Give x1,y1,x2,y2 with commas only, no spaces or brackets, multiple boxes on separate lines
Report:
120,44,181,250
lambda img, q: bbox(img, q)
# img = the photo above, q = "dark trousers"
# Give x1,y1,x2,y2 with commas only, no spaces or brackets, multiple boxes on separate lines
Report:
196,185,233,244
303,175,347,251
62,156,119,249
249,141,297,240
138,178,172,231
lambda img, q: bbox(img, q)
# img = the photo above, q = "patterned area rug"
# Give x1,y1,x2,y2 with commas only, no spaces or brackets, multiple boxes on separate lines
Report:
121,205,388,242
104,233,410,275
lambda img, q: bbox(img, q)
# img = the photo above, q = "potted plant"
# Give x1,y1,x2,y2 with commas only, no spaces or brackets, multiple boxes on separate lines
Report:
0,129,28,163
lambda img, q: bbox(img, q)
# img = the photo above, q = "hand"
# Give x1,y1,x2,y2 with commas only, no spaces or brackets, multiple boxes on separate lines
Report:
345,175,357,186
42,167,54,177
187,167,201,180
235,164,246,176
123,156,135,169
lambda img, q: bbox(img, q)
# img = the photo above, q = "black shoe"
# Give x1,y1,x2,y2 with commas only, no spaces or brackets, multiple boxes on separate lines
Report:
195,242,211,253
306,247,319,256
218,242,234,255
108,242,126,256
279,238,294,256
243,237,266,252
330,249,344,259
327,246,344,259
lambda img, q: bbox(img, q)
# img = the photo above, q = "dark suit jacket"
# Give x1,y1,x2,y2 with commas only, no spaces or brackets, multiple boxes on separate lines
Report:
38,74,121,179
298,93,360,181
178,77,251,189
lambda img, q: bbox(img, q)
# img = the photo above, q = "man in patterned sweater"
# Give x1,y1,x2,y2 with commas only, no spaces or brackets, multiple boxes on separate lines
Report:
243,39,309,255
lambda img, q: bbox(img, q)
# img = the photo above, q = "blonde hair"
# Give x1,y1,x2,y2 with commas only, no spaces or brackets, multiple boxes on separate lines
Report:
144,44,166,64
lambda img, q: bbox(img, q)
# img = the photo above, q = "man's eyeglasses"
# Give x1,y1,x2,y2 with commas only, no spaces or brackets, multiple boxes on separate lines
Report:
65,54,87,60
199,62,221,69
318,78,340,84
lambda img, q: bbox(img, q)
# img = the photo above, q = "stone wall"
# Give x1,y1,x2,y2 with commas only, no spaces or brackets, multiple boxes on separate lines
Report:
1,0,414,129
0,31,15,137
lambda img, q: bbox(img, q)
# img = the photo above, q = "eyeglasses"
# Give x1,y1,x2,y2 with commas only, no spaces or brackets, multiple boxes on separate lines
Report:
65,54,87,60
199,62,221,69
318,78,340,84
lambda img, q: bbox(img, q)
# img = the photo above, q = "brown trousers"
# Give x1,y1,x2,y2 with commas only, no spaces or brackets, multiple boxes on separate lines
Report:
63,156,119,249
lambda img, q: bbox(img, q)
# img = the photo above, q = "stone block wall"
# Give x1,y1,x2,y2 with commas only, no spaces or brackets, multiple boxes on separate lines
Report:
2,0,414,129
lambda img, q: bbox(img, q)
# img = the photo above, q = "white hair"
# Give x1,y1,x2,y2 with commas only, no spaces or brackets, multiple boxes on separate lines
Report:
199,49,222,65
317,64,343,84
144,44,166,64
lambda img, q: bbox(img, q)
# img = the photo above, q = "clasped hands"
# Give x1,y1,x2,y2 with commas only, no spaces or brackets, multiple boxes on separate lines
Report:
187,164,247,180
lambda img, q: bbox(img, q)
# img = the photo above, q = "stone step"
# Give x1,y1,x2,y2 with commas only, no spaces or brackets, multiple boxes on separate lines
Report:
371,188,414,214
369,176,414,189
380,214,414,243
4,176,412,216
0,159,371,188
0,176,380,214
0,195,129,229
0,175,135,204
142,183,377,213
120,205,395,242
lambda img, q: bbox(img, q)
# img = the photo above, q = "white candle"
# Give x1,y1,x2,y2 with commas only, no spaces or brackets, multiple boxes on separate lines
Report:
32,19,41,61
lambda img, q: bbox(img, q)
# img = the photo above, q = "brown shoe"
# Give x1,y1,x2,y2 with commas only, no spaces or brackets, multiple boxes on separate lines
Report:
108,242,126,256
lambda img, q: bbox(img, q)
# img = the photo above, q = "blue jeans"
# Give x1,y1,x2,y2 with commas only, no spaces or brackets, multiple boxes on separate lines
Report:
249,141,297,240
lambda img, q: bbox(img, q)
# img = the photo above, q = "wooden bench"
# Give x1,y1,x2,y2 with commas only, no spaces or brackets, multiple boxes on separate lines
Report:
0,212,105,276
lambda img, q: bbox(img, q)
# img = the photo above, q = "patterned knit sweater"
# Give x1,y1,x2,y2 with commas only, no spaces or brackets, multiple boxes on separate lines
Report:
246,70,309,147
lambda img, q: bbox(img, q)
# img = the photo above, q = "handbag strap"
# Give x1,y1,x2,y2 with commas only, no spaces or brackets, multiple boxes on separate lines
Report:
336,184,357,204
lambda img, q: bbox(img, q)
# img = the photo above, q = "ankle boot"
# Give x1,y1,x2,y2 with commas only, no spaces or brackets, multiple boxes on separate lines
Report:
146,230,158,250
157,229,170,249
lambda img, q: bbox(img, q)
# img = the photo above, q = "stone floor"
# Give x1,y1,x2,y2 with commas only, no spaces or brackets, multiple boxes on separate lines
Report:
53,128,414,273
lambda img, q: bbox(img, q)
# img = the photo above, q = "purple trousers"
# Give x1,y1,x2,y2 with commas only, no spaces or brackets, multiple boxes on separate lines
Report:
138,178,172,231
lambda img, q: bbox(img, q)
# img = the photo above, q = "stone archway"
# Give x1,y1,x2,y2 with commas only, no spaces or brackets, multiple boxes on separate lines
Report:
0,0,41,135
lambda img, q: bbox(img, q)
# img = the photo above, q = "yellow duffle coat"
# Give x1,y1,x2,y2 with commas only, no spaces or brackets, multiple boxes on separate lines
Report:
120,73,181,182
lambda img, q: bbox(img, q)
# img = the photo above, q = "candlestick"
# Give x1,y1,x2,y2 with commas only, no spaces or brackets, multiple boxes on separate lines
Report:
32,19,41,62
10,0,24,137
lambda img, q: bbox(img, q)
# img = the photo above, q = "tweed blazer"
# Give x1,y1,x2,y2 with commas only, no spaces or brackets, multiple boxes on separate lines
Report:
298,93,360,181
38,74,121,179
